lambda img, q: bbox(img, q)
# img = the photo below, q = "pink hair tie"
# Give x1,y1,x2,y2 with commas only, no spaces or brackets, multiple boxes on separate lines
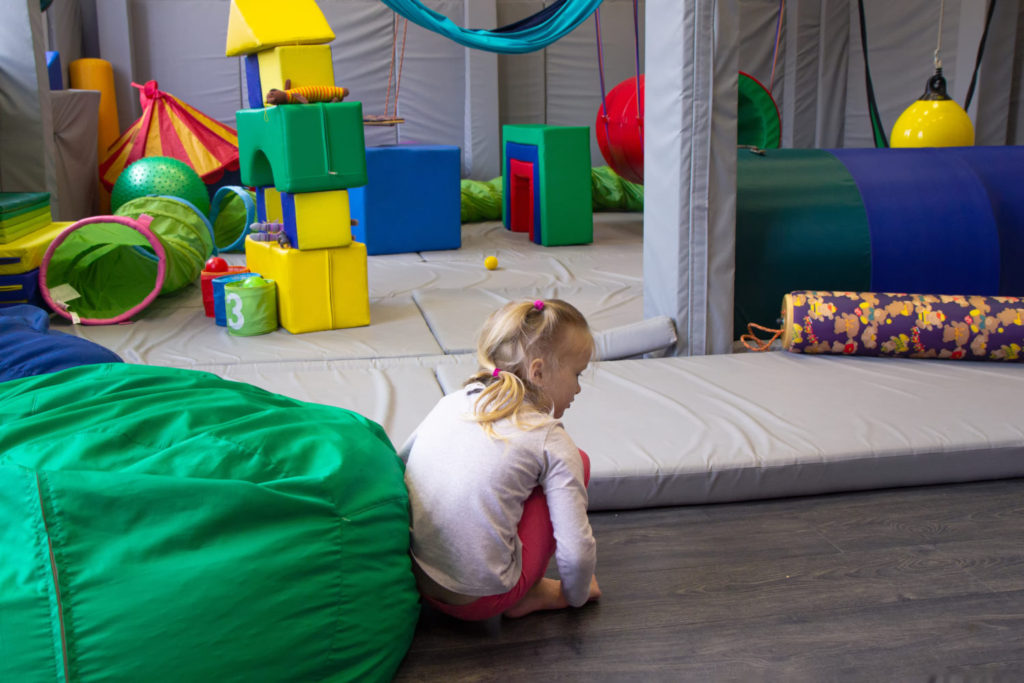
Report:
492,368,502,377
533,300,544,311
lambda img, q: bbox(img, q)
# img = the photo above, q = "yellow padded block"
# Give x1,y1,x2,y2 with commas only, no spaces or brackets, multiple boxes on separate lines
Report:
280,189,352,250
259,187,283,222
225,0,335,57
0,221,73,275
245,237,368,333
257,45,335,97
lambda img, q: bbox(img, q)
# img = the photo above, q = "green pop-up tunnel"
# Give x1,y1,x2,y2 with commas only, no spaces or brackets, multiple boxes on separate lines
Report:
40,196,215,324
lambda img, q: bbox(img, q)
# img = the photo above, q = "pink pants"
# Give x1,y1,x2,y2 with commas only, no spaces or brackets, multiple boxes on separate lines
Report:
424,449,591,621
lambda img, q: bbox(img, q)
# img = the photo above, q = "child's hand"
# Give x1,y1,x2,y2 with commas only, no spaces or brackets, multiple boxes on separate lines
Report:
588,575,602,602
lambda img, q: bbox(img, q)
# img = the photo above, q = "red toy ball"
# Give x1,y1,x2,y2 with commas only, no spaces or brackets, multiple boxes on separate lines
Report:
595,75,645,185
204,256,229,273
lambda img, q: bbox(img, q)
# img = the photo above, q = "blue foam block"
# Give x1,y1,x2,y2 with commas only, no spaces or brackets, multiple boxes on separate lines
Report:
245,54,263,110
349,145,462,255
45,51,62,91
503,141,542,244
0,269,44,308
255,186,272,222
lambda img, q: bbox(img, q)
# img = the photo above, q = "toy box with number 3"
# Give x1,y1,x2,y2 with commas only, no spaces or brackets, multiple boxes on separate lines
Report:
223,277,278,336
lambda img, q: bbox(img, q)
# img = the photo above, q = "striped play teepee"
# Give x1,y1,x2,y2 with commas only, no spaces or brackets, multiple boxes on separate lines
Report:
99,80,239,191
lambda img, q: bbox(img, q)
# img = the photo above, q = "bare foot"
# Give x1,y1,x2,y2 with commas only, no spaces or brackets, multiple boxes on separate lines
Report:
588,575,602,602
504,576,602,618
503,578,568,618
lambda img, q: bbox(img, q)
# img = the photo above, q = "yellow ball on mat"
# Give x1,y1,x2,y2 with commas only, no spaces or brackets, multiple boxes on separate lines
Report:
484,255,498,270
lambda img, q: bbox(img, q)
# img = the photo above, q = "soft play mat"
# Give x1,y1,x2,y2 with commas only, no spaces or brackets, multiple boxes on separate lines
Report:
0,363,419,682
435,352,1024,510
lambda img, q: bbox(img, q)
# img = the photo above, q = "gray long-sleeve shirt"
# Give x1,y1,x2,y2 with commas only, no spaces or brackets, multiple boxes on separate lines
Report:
399,383,596,607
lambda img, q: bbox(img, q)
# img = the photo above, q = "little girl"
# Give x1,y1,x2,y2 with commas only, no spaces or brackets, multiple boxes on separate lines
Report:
400,298,601,620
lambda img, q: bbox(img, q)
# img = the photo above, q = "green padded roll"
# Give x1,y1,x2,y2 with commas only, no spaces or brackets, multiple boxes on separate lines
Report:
735,148,872,333
0,364,419,683
0,191,49,216
590,166,644,212
460,177,504,222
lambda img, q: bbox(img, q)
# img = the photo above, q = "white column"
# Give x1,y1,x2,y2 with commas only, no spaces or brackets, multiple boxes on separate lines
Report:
643,0,737,355
463,1,500,179
95,0,138,129
0,0,58,213
953,0,1022,144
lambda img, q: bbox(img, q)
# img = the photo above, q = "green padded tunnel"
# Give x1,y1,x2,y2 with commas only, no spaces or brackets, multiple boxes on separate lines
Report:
735,148,872,332
40,196,215,324
0,363,420,682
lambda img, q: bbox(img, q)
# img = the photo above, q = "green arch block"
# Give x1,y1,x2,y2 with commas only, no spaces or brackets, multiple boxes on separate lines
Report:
237,101,368,193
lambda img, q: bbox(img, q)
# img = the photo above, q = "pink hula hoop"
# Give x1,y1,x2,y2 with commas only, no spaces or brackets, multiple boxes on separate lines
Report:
39,213,168,325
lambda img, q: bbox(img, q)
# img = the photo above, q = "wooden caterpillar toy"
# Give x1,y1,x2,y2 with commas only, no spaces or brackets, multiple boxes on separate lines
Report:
265,79,349,105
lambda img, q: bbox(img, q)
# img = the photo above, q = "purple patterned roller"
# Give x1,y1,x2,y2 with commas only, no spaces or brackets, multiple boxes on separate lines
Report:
782,291,1024,361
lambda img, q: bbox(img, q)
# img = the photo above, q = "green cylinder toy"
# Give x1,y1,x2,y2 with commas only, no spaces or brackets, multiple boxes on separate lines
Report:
223,277,277,336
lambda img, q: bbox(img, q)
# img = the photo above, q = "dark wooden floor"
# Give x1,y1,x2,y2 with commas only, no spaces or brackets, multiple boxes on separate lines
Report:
393,478,1024,682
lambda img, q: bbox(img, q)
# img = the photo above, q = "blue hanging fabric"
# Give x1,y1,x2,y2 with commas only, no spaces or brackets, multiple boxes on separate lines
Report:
493,0,568,33
378,0,604,54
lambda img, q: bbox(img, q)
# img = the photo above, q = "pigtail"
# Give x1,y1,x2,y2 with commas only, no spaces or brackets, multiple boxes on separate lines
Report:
469,371,529,425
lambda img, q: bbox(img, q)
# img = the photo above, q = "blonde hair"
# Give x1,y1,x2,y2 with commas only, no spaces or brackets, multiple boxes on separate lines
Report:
465,298,593,436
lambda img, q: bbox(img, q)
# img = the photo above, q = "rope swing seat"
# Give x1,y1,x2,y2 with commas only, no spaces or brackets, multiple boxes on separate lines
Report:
364,13,408,127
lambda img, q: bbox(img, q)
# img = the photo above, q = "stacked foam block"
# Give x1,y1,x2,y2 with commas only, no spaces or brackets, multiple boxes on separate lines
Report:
227,0,369,334
0,193,72,308
502,125,593,246
349,144,463,256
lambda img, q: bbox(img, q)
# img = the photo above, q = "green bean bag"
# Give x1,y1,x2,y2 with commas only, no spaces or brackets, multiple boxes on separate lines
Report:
0,363,419,682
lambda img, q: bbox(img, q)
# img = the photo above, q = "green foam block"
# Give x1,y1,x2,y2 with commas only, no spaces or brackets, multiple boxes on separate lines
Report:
0,206,53,244
502,124,593,247
237,101,368,193
0,192,49,216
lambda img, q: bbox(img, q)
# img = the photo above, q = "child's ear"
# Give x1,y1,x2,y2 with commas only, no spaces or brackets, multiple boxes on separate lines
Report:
528,357,544,383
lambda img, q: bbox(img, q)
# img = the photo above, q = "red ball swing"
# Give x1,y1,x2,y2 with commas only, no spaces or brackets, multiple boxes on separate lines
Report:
595,74,644,185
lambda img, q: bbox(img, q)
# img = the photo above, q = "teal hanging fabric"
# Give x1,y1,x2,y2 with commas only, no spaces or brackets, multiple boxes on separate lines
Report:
379,0,604,53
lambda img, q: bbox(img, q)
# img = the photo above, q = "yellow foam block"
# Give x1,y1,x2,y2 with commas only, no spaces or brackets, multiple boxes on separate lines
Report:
69,59,120,161
260,186,283,222
258,45,335,97
225,0,335,57
245,237,368,333
0,221,74,275
281,189,352,250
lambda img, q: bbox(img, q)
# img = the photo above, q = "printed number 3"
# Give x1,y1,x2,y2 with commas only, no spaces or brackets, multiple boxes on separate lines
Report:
226,292,245,330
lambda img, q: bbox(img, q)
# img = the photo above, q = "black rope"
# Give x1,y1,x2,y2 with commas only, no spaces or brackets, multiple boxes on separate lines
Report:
964,0,998,112
857,0,888,147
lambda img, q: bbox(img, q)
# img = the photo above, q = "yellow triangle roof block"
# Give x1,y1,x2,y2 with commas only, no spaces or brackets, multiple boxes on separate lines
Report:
225,0,335,57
